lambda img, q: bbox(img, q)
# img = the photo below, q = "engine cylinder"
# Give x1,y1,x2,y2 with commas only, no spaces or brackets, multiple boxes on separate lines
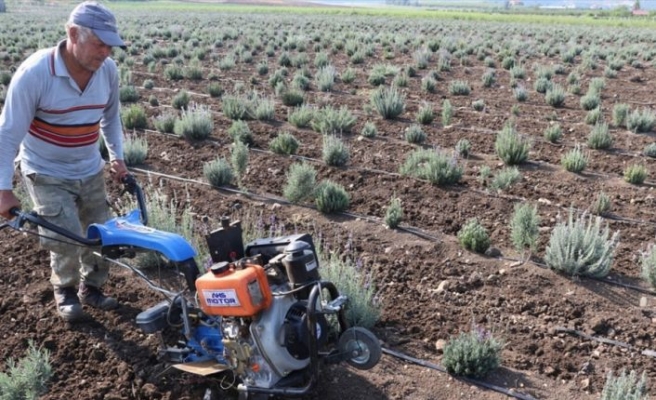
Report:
281,241,320,289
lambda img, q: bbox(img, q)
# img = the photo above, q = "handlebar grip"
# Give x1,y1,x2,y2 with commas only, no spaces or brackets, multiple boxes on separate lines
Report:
9,207,20,217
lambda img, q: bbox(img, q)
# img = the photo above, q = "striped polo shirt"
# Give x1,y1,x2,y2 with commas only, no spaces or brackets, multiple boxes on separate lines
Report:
0,40,124,190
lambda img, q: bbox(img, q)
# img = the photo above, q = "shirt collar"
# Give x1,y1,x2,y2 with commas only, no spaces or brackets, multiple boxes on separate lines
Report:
51,40,71,78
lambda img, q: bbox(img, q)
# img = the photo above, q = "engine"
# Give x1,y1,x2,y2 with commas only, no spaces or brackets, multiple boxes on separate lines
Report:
136,219,337,393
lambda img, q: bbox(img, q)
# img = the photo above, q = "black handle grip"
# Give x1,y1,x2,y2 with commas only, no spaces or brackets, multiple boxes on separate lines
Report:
121,174,148,226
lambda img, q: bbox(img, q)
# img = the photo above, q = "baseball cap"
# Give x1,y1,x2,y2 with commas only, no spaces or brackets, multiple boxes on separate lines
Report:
69,1,126,49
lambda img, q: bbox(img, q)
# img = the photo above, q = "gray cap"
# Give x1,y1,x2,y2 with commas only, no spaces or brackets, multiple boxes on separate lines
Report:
69,1,126,49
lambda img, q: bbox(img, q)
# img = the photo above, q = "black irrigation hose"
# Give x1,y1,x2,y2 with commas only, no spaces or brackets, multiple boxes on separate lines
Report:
381,347,539,400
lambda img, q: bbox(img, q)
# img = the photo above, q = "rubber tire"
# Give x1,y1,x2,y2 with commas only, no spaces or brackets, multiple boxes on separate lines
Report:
338,327,382,370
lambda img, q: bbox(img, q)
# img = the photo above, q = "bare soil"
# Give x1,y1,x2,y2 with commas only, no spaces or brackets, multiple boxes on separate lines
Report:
2,6,656,400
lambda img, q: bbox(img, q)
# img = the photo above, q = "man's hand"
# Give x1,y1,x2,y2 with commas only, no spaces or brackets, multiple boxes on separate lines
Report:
109,159,129,183
0,190,21,220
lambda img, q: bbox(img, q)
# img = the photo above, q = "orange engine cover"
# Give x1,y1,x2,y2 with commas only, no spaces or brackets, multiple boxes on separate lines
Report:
196,263,272,317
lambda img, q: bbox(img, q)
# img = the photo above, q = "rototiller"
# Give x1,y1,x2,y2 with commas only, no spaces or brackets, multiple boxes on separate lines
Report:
0,176,381,399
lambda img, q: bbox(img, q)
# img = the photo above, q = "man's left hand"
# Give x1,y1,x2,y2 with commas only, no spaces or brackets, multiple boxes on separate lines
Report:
109,159,129,183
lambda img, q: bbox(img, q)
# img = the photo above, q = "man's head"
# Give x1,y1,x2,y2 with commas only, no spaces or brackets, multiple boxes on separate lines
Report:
67,1,125,49
65,2,124,72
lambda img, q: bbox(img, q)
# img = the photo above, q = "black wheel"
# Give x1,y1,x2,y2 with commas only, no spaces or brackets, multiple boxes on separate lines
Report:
338,327,382,370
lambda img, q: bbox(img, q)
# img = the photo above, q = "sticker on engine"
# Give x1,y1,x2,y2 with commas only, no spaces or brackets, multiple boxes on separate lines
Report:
305,260,317,272
202,289,241,307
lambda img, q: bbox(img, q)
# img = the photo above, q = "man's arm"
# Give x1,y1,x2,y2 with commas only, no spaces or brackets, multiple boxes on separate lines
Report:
99,59,124,166
0,60,41,218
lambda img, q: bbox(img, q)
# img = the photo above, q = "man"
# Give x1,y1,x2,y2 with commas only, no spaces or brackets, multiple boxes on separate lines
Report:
0,1,129,322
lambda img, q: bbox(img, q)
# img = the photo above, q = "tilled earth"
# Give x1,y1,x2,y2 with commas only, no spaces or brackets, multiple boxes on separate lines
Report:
3,6,656,400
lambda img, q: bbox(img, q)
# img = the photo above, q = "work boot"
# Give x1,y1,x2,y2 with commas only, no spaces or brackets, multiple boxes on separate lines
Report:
54,286,87,322
78,283,118,310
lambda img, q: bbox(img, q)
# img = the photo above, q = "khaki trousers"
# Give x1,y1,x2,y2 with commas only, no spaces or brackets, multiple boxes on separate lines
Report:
22,170,111,288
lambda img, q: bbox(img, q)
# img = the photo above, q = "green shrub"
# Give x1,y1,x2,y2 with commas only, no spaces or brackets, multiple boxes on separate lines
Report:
174,103,214,141
203,157,233,187
384,195,403,229
490,166,521,191
627,108,656,133
0,70,12,86
318,251,380,329
314,51,330,68
283,162,317,203
311,106,357,135
455,139,472,157
119,85,139,103
370,85,406,119
123,134,148,166
448,80,471,96
400,148,463,185
288,105,314,128
481,70,495,87
513,86,528,102
457,218,490,254
256,60,269,75
600,369,648,400
222,94,254,121
589,77,606,93
421,76,437,93
184,64,203,81
280,89,304,107
585,107,603,125
624,164,648,184
587,122,612,150
360,121,377,138
510,202,540,255
612,103,630,128
643,143,656,158
227,120,253,145
545,84,566,107
269,132,299,155
442,99,453,126
495,123,530,165
230,140,249,187
121,104,148,130
172,90,190,110
544,124,562,143
148,95,159,107
0,340,52,400
154,113,176,134
472,99,485,112
591,192,611,216
510,65,526,79
316,65,337,91
534,77,552,94
442,328,503,379
393,72,409,87
142,79,154,89
208,82,224,98
253,96,275,121
544,210,619,278
404,124,426,144
580,92,601,111
314,180,350,213
501,56,515,70
341,67,357,84
322,135,350,167
164,64,184,80
561,144,588,173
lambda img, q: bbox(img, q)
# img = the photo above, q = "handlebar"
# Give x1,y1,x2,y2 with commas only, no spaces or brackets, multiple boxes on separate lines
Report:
0,208,102,246
0,175,148,245
122,174,148,226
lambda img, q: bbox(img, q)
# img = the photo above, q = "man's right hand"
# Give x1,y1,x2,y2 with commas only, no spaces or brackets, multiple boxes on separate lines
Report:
0,190,21,220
